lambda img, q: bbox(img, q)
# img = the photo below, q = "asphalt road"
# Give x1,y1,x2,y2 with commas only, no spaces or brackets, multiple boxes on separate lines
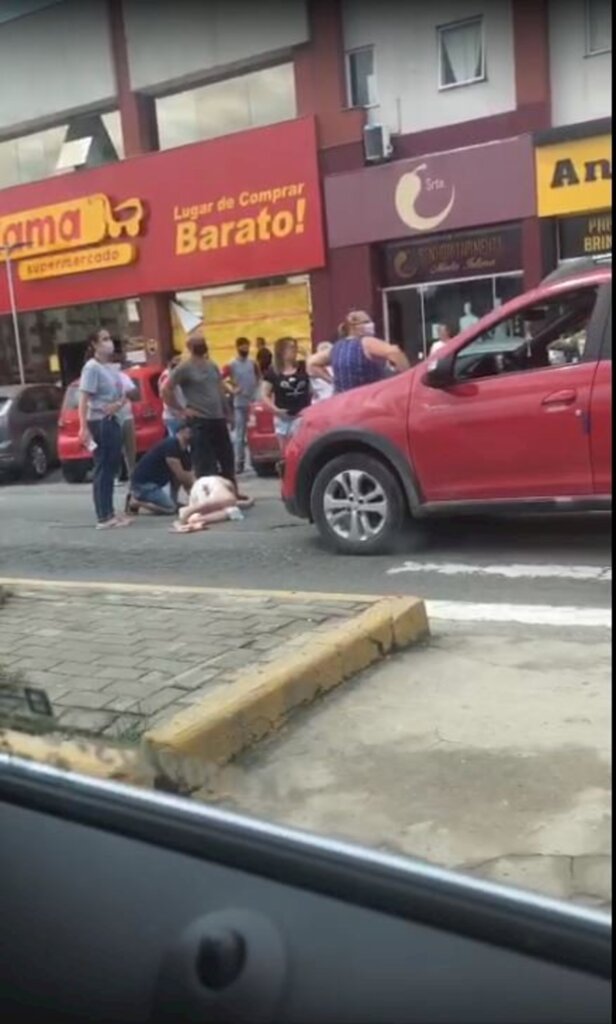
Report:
0,471,611,620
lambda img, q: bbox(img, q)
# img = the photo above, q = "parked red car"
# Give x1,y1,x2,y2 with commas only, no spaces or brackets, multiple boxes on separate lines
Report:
58,364,165,483
282,262,612,554
246,400,279,476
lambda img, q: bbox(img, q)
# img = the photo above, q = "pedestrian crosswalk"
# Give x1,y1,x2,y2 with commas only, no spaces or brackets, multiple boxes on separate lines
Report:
388,561,612,582
426,600,611,627
385,558,612,629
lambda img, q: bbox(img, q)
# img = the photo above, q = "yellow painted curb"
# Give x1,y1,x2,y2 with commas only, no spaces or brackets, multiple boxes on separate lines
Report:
143,596,429,765
0,729,145,784
0,577,378,604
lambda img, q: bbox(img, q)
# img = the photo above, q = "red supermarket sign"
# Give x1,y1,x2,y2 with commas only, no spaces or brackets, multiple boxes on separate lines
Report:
0,117,325,315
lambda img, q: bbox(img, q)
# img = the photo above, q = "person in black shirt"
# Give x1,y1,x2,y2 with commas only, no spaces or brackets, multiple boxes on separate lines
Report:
127,424,194,515
262,337,311,453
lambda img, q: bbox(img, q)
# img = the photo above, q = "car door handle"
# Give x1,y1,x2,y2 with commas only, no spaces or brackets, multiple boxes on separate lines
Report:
542,389,577,407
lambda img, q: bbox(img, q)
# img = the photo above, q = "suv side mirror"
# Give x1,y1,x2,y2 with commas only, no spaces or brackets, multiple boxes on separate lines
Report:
425,352,455,389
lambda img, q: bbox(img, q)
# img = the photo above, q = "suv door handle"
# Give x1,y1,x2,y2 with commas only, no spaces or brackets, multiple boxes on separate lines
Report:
542,389,577,407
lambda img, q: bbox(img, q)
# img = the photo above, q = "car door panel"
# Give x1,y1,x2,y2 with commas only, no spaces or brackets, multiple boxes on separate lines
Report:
411,363,595,501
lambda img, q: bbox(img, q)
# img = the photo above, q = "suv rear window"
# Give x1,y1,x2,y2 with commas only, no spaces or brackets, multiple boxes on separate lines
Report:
64,385,80,411
0,395,12,412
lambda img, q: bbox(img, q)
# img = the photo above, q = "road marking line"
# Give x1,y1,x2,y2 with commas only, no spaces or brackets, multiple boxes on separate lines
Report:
388,561,612,582
426,600,611,628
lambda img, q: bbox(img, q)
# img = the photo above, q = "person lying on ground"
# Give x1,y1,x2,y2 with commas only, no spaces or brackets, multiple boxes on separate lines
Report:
171,475,254,533
127,424,194,515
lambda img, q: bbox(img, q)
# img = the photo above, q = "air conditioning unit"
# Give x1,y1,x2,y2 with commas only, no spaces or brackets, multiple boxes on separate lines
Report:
363,123,392,163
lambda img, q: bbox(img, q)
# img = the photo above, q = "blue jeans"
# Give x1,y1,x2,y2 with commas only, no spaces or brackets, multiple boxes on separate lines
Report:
164,417,184,438
89,417,122,523
234,404,250,469
131,481,176,513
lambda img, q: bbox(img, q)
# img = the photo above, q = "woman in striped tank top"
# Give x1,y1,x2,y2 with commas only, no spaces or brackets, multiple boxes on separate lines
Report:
308,311,409,394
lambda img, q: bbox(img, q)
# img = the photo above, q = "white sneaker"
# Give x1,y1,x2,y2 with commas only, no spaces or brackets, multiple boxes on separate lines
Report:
226,506,244,522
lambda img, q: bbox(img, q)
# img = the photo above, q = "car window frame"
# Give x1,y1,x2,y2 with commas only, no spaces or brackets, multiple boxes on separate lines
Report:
451,281,605,386
588,282,612,363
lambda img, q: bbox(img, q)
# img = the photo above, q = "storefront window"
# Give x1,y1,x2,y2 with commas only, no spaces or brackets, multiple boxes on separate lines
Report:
156,64,296,150
384,274,524,362
0,112,123,189
0,298,136,386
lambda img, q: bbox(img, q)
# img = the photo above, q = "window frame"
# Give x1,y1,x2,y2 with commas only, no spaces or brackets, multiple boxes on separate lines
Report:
345,45,378,109
437,15,486,92
585,0,612,56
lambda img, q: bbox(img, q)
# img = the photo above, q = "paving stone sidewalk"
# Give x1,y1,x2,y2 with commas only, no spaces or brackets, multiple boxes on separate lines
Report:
0,585,371,741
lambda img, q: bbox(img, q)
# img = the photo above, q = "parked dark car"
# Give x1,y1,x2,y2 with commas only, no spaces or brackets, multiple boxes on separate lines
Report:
0,383,62,480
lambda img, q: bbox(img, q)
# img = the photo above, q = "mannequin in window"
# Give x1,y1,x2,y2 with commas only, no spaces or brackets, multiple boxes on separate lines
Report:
459,301,479,332
490,298,511,340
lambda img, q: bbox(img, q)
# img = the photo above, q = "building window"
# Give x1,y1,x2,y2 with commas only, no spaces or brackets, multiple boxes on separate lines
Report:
438,16,485,89
586,0,612,55
0,112,123,189
0,298,133,386
384,274,524,364
346,46,377,108
156,64,296,151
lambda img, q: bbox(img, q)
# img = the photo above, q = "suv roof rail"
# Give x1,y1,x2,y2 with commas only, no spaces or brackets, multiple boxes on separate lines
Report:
542,257,612,285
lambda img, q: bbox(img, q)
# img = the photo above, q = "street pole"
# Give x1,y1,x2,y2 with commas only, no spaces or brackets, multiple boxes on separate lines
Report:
2,243,27,385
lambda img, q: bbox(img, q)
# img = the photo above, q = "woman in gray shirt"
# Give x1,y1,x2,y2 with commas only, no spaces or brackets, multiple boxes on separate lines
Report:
78,330,131,529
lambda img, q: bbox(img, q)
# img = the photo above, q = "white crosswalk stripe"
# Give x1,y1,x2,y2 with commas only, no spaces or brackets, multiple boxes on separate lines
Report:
426,601,611,628
388,561,612,582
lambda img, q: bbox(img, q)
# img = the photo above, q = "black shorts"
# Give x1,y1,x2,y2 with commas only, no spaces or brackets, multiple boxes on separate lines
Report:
190,418,235,482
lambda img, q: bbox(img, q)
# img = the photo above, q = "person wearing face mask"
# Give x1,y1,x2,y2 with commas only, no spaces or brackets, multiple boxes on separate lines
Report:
78,329,131,529
222,337,260,474
307,311,409,394
163,333,247,499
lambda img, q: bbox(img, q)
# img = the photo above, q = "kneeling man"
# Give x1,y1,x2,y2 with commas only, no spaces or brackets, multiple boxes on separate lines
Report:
128,423,194,515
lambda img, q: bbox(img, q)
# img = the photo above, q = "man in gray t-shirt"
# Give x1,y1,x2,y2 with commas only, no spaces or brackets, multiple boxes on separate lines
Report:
223,337,259,473
163,335,237,488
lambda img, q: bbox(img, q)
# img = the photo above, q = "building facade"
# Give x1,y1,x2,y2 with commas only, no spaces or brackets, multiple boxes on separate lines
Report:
318,0,612,357
0,0,611,382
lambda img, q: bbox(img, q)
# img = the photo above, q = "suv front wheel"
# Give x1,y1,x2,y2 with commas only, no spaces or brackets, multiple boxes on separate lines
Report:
311,453,406,555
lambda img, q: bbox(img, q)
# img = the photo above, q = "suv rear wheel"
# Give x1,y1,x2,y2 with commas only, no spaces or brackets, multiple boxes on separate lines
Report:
24,438,49,480
311,453,406,555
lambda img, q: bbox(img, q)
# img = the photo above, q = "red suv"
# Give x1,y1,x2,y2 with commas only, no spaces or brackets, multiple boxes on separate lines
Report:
246,399,278,476
283,264,612,554
58,364,165,483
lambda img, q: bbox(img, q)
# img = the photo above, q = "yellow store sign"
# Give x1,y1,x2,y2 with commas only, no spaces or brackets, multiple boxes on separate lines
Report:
535,135,612,217
0,194,144,280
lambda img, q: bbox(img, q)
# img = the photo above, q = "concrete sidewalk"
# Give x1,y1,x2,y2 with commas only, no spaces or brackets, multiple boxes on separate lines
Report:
0,581,427,762
211,622,612,909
